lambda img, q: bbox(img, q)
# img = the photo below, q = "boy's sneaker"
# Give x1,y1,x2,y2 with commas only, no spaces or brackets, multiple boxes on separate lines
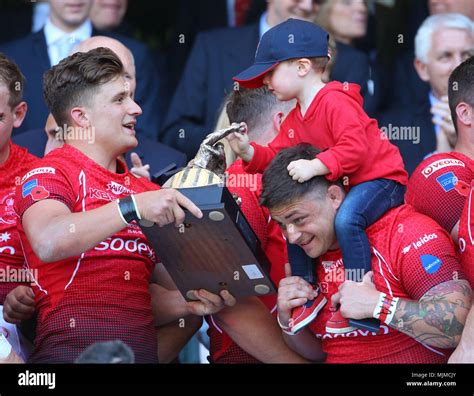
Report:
290,289,327,334
325,308,356,334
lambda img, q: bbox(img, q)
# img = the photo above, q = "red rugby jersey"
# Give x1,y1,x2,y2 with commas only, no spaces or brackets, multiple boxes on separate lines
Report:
0,142,38,304
207,159,287,363
309,205,464,363
405,152,473,232
457,179,474,287
15,144,159,363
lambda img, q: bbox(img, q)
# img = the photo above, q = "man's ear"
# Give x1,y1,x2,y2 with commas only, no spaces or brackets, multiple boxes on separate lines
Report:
12,101,27,128
414,58,430,82
272,111,284,133
456,102,472,128
327,184,344,210
70,107,90,128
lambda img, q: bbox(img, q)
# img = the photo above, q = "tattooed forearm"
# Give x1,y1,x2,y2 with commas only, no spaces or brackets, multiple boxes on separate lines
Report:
389,280,472,348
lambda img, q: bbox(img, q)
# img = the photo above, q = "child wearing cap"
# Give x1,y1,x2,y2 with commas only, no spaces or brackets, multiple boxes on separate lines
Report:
227,18,408,334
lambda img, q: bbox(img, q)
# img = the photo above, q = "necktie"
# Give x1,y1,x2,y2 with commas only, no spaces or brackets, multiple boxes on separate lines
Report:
235,0,251,27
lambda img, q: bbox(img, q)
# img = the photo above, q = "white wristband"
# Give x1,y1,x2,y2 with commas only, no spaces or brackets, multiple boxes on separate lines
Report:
130,194,142,220
373,292,399,325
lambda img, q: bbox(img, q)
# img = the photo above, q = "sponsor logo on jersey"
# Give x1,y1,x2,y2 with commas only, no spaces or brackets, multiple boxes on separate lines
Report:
402,233,438,254
321,258,343,273
0,191,16,225
94,237,156,261
316,324,391,339
89,187,115,202
22,179,37,198
421,159,465,178
21,167,56,183
106,181,135,196
420,254,442,274
436,172,458,192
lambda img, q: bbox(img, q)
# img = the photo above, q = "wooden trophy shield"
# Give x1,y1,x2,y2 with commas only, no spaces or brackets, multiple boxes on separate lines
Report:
140,166,277,301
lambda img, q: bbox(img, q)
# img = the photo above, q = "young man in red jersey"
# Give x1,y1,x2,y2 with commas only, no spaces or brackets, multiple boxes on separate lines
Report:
0,53,38,360
14,48,234,363
262,144,471,363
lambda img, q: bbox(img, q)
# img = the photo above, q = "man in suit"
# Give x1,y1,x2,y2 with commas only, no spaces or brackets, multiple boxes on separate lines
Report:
380,13,474,175
0,0,163,140
160,0,318,160
12,36,186,178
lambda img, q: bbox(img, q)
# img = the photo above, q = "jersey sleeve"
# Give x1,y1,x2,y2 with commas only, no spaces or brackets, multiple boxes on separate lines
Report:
226,173,269,249
405,154,472,232
392,213,464,301
243,116,295,174
15,164,76,219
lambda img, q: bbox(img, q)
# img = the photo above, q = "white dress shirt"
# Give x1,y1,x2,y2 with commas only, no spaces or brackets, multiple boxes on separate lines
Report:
44,18,93,66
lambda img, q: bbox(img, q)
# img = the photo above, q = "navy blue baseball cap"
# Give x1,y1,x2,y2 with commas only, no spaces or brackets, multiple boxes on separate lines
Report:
233,18,330,88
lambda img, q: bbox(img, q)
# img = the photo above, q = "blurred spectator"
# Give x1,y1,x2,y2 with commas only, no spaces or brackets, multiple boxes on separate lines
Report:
12,36,186,176
0,0,49,44
429,0,474,19
0,0,163,140
160,0,319,160
315,0,382,115
392,0,474,109
380,13,474,174
90,0,128,31
167,0,267,93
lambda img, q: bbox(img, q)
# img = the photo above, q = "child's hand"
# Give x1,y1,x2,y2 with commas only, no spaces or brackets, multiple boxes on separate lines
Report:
130,152,151,180
288,159,318,182
288,158,330,182
226,122,254,163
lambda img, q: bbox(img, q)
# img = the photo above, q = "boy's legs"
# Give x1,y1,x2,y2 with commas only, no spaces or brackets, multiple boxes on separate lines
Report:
335,179,406,282
287,243,316,283
329,179,405,333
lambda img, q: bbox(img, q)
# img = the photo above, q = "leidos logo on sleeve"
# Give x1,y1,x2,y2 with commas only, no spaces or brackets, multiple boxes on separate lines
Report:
422,159,464,178
21,167,56,183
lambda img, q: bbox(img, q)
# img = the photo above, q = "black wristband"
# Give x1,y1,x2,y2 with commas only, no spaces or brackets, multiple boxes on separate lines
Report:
118,196,139,224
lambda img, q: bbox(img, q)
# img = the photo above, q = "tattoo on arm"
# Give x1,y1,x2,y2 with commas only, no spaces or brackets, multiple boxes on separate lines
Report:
390,280,472,348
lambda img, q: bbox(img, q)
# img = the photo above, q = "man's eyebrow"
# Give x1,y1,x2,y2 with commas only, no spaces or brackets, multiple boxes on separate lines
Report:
112,90,128,101
283,210,304,220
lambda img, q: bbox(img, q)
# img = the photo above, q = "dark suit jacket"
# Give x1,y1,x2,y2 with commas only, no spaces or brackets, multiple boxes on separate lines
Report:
12,129,186,180
0,28,163,140
331,41,382,117
378,98,436,175
160,23,261,160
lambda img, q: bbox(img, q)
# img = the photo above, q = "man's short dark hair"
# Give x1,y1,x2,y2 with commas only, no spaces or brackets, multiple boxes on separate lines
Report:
0,52,25,108
43,47,124,127
260,144,340,209
226,86,281,133
448,56,474,133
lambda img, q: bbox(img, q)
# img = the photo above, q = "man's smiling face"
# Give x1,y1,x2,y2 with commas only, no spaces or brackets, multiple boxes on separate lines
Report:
270,187,342,258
